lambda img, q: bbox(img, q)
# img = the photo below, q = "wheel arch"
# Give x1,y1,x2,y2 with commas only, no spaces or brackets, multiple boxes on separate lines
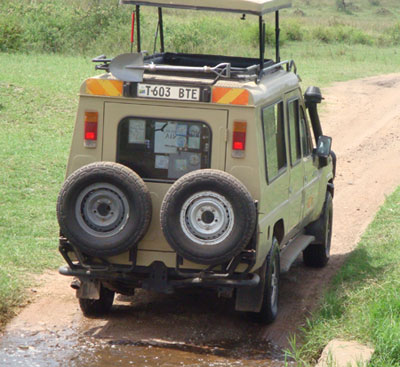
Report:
273,219,285,244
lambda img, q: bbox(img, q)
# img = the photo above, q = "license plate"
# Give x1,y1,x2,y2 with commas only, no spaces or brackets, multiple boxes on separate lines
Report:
137,83,200,101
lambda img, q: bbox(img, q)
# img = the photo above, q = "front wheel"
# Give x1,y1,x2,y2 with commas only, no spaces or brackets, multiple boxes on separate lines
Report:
303,192,333,267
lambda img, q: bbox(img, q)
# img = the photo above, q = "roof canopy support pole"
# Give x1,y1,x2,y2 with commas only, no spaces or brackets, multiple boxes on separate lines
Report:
158,7,165,53
136,5,141,52
259,16,265,72
275,11,280,63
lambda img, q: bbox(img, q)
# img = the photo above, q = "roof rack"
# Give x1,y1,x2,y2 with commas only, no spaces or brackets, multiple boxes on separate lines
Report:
93,53,297,84
120,1,292,74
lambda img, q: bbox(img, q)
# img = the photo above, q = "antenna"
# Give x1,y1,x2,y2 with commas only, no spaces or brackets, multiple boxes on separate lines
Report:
130,11,135,53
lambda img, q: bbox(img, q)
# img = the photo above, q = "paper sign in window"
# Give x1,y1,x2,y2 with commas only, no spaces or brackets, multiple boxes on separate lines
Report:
128,119,146,144
155,155,169,170
154,122,178,154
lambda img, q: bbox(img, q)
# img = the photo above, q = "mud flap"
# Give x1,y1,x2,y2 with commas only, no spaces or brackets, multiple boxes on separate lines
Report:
76,279,100,300
235,260,267,312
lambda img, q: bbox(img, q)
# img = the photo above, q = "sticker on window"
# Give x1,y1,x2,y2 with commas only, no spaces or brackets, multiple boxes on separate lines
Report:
168,152,201,179
128,119,146,144
155,155,169,170
154,122,178,154
188,137,200,149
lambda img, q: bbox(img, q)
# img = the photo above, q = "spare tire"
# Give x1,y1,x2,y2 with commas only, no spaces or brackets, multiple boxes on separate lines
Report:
160,169,256,265
57,162,152,257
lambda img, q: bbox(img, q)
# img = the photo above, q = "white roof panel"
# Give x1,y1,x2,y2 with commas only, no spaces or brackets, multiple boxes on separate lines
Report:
121,0,292,15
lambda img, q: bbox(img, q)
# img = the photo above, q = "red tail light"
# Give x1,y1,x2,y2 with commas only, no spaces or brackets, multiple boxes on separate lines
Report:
232,121,247,158
84,112,98,148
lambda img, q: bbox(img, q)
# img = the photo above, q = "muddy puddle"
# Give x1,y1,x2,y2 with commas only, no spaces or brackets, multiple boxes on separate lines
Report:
0,287,292,366
0,329,290,367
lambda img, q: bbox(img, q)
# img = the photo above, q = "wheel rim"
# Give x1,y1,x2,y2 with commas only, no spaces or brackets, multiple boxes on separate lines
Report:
180,191,234,246
270,255,279,311
75,183,130,238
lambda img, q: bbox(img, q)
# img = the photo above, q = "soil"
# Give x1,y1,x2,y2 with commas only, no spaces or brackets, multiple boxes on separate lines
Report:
1,73,400,366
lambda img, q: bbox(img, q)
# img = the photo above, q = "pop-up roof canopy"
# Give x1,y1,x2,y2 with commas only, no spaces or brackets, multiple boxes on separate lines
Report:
120,0,292,16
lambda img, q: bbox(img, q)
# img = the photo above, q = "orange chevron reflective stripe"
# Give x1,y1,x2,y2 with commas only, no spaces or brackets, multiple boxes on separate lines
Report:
212,87,250,105
86,79,123,97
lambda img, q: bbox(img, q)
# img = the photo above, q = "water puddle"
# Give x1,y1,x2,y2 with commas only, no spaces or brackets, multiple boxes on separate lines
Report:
0,288,295,366
0,329,293,367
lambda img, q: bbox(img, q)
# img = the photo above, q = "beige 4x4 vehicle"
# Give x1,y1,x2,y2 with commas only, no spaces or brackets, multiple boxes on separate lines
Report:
57,0,335,324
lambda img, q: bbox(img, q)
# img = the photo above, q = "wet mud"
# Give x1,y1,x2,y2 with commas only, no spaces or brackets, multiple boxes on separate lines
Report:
0,289,291,367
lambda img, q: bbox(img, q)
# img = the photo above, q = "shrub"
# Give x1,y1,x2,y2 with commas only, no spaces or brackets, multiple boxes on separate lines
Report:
369,0,380,6
0,19,23,52
283,20,304,41
387,23,400,45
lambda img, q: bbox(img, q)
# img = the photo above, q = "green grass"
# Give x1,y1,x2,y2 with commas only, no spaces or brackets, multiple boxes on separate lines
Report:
0,53,95,324
1,0,400,56
287,187,400,367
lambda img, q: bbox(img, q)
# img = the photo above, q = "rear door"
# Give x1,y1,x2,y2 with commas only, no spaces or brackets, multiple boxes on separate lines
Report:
286,94,304,233
103,102,228,252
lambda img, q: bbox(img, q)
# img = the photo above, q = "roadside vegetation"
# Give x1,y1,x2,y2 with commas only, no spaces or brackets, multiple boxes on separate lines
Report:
287,187,400,367
0,0,399,357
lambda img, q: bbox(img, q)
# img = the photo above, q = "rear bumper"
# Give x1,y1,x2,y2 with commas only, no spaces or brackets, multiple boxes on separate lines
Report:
59,264,260,293
59,239,259,293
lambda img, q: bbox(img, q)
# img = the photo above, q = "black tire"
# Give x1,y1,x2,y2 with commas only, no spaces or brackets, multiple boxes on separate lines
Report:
303,192,333,267
57,162,152,257
253,237,280,324
79,284,115,316
160,169,256,265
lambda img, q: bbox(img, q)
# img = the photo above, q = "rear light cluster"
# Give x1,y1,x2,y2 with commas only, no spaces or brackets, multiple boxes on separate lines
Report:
84,111,98,148
232,121,247,158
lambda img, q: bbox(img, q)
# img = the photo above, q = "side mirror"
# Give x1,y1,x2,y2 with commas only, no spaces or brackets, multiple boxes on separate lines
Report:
316,135,332,158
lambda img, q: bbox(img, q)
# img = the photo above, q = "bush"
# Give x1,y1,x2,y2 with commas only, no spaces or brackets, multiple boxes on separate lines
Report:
283,20,304,41
0,16,23,52
313,25,373,45
387,23,400,45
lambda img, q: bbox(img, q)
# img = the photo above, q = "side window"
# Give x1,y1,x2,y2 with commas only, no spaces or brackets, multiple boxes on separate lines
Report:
300,107,313,157
262,102,286,182
288,99,301,166
117,118,211,181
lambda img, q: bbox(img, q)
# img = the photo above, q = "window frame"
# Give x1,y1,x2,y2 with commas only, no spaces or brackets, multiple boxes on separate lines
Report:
286,97,302,168
299,106,314,158
116,115,213,183
261,100,288,185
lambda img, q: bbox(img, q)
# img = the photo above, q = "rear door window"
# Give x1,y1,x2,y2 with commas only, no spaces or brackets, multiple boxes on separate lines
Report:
287,99,302,166
262,101,287,182
300,107,314,157
117,118,211,181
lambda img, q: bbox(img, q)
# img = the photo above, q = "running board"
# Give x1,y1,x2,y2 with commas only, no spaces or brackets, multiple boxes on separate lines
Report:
280,234,315,273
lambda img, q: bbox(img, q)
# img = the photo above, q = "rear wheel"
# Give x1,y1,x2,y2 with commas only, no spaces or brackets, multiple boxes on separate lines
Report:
250,237,280,324
303,192,333,267
79,284,115,317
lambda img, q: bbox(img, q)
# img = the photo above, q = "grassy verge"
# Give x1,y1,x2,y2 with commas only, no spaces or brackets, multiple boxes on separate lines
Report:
0,53,94,324
288,187,400,367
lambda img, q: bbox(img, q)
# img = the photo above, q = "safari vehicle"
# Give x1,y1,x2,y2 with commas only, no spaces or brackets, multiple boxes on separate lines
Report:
57,0,335,323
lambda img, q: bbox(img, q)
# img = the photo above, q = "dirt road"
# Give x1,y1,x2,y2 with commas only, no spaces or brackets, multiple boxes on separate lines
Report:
1,74,400,366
